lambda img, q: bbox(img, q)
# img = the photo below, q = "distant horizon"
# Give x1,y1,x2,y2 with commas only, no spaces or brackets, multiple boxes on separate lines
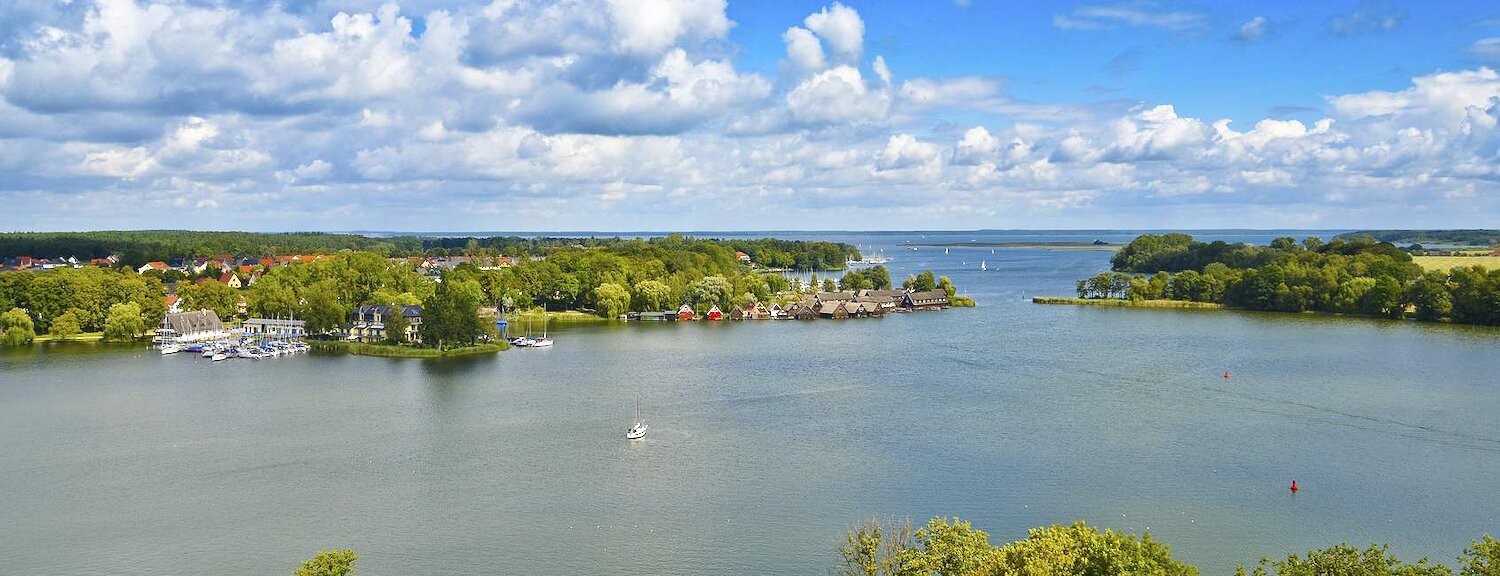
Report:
0,227,1393,237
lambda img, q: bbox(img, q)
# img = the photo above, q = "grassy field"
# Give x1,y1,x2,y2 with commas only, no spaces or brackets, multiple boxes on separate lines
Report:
507,309,611,324
1413,255,1500,272
311,340,507,358
1032,297,1224,309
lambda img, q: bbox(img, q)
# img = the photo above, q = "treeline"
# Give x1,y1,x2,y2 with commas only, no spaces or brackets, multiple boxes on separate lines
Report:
0,266,167,342
1080,234,1500,326
0,231,861,270
833,516,1498,576
1335,229,1500,247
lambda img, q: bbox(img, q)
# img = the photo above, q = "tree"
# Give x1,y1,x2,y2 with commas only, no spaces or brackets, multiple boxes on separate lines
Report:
1,307,35,346
594,282,631,318
822,278,837,293
1462,535,1500,576
301,282,347,336
102,302,145,342
910,270,937,292
896,517,1000,576
689,276,732,310
1240,543,1450,576
181,279,240,321
633,279,674,311
294,549,357,576
421,272,483,349
937,276,957,299
49,308,84,340
836,517,915,576
384,305,409,345
999,522,1196,576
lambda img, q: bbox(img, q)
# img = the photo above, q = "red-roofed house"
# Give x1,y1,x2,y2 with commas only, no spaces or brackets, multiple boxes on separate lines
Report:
218,273,243,289
138,261,169,274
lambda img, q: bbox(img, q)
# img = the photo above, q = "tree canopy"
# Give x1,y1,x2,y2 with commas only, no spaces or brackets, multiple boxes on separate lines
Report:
293,549,357,576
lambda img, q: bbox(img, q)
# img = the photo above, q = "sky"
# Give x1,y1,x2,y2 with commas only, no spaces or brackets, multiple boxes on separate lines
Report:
0,0,1497,232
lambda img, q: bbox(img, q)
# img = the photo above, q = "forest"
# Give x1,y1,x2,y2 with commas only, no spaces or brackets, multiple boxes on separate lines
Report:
1334,230,1500,247
0,231,860,270
1077,234,1500,326
0,235,926,344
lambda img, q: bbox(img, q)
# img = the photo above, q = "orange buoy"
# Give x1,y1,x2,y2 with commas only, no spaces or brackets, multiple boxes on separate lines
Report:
1290,480,1299,493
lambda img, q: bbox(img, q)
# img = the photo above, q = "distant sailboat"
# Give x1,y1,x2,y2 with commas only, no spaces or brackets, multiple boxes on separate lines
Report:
626,394,648,440
532,305,554,347
944,247,949,255
981,260,987,271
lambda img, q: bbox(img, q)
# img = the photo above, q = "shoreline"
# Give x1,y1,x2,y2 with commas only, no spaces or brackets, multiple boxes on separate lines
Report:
903,242,1120,251
311,340,507,358
1031,297,1224,309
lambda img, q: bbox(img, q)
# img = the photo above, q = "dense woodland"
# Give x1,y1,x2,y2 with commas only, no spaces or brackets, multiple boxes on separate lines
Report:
1,235,958,346
1077,234,1500,326
0,231,861,270
1335,229,1500,247
828,516,1498,576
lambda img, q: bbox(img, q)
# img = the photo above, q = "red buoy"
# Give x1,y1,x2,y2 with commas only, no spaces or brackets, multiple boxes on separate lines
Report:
1224,371,1230,380
1290,480,1299,493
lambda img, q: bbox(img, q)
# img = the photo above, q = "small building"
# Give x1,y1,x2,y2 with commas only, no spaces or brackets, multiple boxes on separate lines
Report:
164,294,182,314
706,305,724,321
218,273,243,289
814,291,856,304
735,251,751,263
138,261,169,274
794,306,818,320
768,303,787,319
903,290,949,309
345,304,423,343
242,318,307,340
677,304,695,321
160,309,226,342
817,301,848,319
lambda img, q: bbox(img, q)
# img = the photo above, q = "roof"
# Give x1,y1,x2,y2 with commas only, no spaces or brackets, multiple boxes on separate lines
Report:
907,290,949,302
815,291,855,301
163,310,223,334
243,318,307,327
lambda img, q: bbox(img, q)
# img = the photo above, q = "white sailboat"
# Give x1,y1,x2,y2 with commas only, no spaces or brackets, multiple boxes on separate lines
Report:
626,394,648,440
981,260,987,271
944,247,949,254
531,305,554,347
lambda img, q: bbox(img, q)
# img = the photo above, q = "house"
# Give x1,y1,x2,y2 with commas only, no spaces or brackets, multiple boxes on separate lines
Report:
730,302,769,320
856,290,902,313
817,300,849,319
706,305,724,321
164,294,182,314
677,304,695,321
903,290,949,309
138,261,169,274
794,306,818,320
218,273,243,289
237,265,255,275
768,303,787,319
814,291,856,304
242,318,307,339
345,304,423,343
160,309,226,342
729,306,748,321
735,251,751,263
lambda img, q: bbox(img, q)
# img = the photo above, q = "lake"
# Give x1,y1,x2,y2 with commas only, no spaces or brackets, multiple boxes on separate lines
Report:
2,230,1497,575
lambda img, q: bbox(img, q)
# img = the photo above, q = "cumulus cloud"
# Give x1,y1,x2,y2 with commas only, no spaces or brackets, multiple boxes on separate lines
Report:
0,0,1497,229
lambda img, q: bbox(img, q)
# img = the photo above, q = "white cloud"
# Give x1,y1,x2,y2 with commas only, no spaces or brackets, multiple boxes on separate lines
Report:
782,27,825,74
1234,16,1268,42
1054,4,1207,31
1466,38,1500,63
786,65,891,125
953,126,999,165
803,3,864,61
872,56,892,85
606,0,731,55
293,159,334,180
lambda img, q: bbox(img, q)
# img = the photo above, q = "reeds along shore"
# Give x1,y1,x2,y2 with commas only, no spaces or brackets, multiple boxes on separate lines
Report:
1031,297,1224,309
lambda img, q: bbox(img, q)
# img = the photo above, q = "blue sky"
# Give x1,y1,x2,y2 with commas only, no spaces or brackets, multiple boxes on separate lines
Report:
1,0,1497,231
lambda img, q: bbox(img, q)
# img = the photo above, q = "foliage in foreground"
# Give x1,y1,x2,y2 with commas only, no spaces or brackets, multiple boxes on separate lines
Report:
836,517,1194,576
838,517,1499,576
294,549,357,576
2,307,36,346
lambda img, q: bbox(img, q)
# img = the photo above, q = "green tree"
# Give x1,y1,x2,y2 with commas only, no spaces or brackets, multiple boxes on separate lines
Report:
384,305,409,345
294,549,357,576
49,308,84,340
300,282,346,336
897,517,1000,576
937,276,957,299
822,278,838,293
594,282,631,318
102,302,145,342
181,279,240,321
690,276,733,310
1,307,35,346
1241,543,1451,576
1461,535,1500,576
421,272,483,349
837,517,915,576
998,521,1196,576
632,279,674,311
911,270,937,292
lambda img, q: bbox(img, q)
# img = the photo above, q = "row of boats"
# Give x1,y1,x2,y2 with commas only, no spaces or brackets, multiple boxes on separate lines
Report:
159,339,310,361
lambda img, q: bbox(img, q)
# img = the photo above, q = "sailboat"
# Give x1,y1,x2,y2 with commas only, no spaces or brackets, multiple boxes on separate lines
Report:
531,304,554,347
981,260,987,271
944,247,949,254
626,394,648,440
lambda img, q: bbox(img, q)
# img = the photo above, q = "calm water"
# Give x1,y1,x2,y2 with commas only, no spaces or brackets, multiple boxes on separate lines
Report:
2,231,1497,575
